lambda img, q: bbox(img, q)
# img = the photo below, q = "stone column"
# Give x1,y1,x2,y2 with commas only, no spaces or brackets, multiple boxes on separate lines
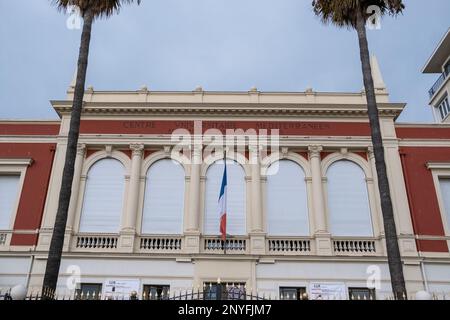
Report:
249,145,266,255
367,147,384,237
119,143,143,252
184,145,201,254
66,144,86,232
309,145,332,256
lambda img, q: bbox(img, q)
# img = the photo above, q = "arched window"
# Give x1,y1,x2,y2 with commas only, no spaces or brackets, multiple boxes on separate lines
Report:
204,160,246,235
79,159,125,233
327,160,373,237
266,160,309,236
142,159,185,234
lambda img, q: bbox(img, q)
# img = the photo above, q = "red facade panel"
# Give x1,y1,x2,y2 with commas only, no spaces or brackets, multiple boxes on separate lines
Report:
0,143,56,246
400,146,450,252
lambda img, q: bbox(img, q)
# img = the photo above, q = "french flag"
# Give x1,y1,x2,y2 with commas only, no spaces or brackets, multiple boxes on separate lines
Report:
218,162,227,241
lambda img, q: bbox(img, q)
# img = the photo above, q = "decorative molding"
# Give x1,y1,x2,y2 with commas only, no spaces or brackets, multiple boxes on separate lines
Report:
52,101,405,118
0,158,33,166
427,162,450,170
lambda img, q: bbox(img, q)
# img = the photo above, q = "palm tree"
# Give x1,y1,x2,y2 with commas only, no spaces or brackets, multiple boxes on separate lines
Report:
43,0,140,298
311,0,407,299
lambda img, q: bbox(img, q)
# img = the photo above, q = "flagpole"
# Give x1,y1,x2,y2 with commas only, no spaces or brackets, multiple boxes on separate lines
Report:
223,148,227,255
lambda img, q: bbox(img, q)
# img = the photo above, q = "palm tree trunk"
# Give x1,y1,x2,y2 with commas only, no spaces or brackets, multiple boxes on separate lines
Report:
355,9,407,300
42,7,94,298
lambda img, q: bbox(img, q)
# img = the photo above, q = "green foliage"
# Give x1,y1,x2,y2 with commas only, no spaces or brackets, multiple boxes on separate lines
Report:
53,0,141,19
312,0,404,28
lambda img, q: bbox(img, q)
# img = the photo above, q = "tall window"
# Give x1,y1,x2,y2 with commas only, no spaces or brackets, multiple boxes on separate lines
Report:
437,95,450,120
79,159,125,233
204,160,246,235
266,160,309,236
327,160,373,237
0,175,20,230
439,178,450,232
142,159,185,234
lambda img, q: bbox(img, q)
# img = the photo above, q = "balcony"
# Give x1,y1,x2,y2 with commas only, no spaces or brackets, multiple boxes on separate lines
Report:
429,68,449,99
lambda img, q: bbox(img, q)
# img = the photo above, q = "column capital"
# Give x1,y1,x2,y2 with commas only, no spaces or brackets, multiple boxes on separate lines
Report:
308,145,323,157
130,143,144,157
76,143,86,156
367,146,375,160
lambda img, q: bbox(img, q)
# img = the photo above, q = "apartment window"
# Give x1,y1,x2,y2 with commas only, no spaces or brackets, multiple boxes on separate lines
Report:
327,160,373,237
204,282,246,300
280,287,307,300
142,159,185,234
266,160,309,236
143,285,170,300
204,160,246,235
348,287,376,300
79,159,125,233
437,95,450,120
75,283,102,300
439,178,450,232
0,175,20,230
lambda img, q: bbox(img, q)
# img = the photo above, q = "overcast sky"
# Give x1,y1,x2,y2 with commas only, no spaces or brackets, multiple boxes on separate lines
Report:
0,0,449,122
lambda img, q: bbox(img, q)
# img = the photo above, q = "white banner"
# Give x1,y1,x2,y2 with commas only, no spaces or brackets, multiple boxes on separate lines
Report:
309,283,346,300
102,279,140,299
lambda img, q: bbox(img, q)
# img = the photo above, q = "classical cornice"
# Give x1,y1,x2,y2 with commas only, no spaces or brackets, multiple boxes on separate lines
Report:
51,101,405,119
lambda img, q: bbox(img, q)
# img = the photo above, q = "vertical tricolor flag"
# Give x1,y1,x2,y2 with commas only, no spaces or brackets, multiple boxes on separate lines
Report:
218,162,227,242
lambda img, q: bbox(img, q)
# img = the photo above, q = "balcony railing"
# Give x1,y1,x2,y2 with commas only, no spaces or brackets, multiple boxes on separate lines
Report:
203,237,247,254
267,238,312,254
429,71,448,99
75,235,118,250
139,236,182,252
333,239,377,256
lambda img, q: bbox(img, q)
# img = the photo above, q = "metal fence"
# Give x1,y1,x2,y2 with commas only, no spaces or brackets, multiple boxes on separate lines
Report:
1,287,449,301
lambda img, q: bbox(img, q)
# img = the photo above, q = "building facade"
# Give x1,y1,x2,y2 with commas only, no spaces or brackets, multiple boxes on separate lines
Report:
1,57,450,300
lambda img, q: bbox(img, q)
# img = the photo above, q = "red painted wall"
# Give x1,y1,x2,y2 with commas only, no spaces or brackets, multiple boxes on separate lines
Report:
79,120,372,136
0,141,56,246
400,147,450,252
0,123,60,136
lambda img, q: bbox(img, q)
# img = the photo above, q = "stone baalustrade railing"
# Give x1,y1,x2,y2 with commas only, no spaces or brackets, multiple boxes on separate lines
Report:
332,238,378,256
267,238,312,255
75,235,118,250
139,236,182,252
202,237,248,254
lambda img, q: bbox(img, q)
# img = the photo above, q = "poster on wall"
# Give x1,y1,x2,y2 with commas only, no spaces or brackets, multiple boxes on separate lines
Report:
102,279,140,299
309,283,347,300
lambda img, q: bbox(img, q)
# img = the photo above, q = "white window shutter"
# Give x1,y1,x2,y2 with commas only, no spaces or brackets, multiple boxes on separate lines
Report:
142,159,185,234
204,160,246,235
327,160,373,237
266,160,309,236
79,159,125,233
0,175,20,230
439,178,450,232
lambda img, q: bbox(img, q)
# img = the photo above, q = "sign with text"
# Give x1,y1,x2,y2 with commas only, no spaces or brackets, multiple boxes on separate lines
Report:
309,283,347,300
102,279,140,299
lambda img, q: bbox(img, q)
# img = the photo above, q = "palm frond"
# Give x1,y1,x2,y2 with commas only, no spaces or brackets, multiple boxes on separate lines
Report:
52,0,141,19
312,0,404,28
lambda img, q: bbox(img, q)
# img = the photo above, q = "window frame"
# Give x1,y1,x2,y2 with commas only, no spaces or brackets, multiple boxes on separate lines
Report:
0,159,31,247
75,153,129,235
143,284,170,300
265,159,310,237
202,159,248,236
348,287,376,300
325,159,374,237
279,287,308,300
75,283,103,300
428,163,450,240
141,158,186,235
436,94,450,121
